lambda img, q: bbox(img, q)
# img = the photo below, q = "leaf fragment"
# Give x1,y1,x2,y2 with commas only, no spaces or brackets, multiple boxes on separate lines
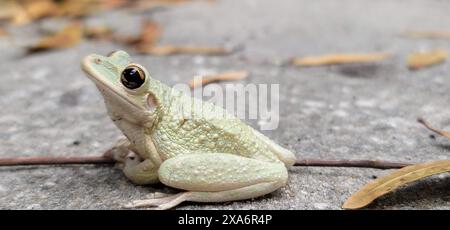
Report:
417,118,450,139
22,0,59,20
27,21,83,53
291,53,389,66
118,20,162,49
0,27,7,37
126,0,197,12
0,1,32,25
342,160,450,210
189,70,249,88
84,26,113,40
141,45,232,56
402,30,450,39
407,49,448,70
57,0,96,18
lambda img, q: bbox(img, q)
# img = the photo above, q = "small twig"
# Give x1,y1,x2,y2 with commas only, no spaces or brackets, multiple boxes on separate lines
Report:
0,156,114,166
189,70,249,88
417,117,450,139
295,159,410,169
0,155,410,169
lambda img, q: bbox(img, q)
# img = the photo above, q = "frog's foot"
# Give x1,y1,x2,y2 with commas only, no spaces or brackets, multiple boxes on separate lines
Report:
103,138,131,163
122,155,159,185
124,192,190,210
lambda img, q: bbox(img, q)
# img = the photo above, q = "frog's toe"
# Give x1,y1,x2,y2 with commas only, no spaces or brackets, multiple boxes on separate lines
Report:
124,192,189,210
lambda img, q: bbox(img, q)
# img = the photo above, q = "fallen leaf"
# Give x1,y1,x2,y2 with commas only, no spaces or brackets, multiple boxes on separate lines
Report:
0,1,19,22
84,26,114,40
342,160,450,210
118,20,162,49
57,0,96,18
417,118,450,139
97,0,130,10
189,70,249,88
0,1,32,25
141,45,232,56
291,53,389,66
407,49,448,70
21,0,59,20
402,30,450,39
127,0,196,12
0,27,7,37
27,21,83,53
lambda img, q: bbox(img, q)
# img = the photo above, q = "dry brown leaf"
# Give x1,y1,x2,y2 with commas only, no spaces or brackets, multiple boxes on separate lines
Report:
116,20,162,51
0,1,32,25
21,0,59,20
402,31,450,39
291,53,389,66
141,45,231,56
57,0,95,18
127,0,196,12
97,0,130,10
342,160,450,210
407,49,448,70
0,1,19,22
13,10,32,26
84,26,113,40
0,27,7,37
27,21,83,53
189,70,249,88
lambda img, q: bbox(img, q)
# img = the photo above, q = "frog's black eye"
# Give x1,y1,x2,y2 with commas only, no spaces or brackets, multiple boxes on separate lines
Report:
121,65,145,89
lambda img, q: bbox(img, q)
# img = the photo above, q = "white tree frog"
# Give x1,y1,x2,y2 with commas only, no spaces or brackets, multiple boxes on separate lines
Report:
81,51,296,209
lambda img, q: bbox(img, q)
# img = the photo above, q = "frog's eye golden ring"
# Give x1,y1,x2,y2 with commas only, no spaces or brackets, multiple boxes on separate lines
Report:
121,65,145,89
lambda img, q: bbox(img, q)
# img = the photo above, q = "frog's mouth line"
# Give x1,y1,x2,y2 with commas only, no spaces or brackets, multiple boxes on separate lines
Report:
81,56,145,111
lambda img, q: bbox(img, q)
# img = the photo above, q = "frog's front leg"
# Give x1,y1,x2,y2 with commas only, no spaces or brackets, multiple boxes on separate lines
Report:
103,138,133,163
126,153,288,209
122,153,160,185
104,139,159,184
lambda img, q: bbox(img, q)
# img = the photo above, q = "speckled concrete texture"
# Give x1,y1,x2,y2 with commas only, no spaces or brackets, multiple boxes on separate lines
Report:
1,0,450,209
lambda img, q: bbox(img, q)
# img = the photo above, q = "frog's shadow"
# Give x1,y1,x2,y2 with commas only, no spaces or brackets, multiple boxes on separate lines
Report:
364,175,450,209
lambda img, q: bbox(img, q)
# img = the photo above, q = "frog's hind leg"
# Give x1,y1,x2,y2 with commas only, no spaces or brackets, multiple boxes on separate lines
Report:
125,153,288,209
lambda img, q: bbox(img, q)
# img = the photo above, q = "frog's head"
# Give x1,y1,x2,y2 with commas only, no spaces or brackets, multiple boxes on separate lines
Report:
81,50,158,126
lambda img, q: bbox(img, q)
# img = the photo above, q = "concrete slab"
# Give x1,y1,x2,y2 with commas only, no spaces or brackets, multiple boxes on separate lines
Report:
1,0,450,209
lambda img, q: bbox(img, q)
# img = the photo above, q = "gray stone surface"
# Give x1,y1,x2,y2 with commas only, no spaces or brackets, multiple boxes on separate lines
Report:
1,0,450,209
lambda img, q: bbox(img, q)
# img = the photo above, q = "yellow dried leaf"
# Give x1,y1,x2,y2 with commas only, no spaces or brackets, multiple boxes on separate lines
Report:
402,31,450,39
189,70,249,88
292,53,389,66
84,26,113,40
0,1,19,22
141,45,231,56
342,160,450,210
58,0,95,18
22,0,59,20
407,49,448,70
27,21,83,53
0,1,32,25
13,10,31,26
